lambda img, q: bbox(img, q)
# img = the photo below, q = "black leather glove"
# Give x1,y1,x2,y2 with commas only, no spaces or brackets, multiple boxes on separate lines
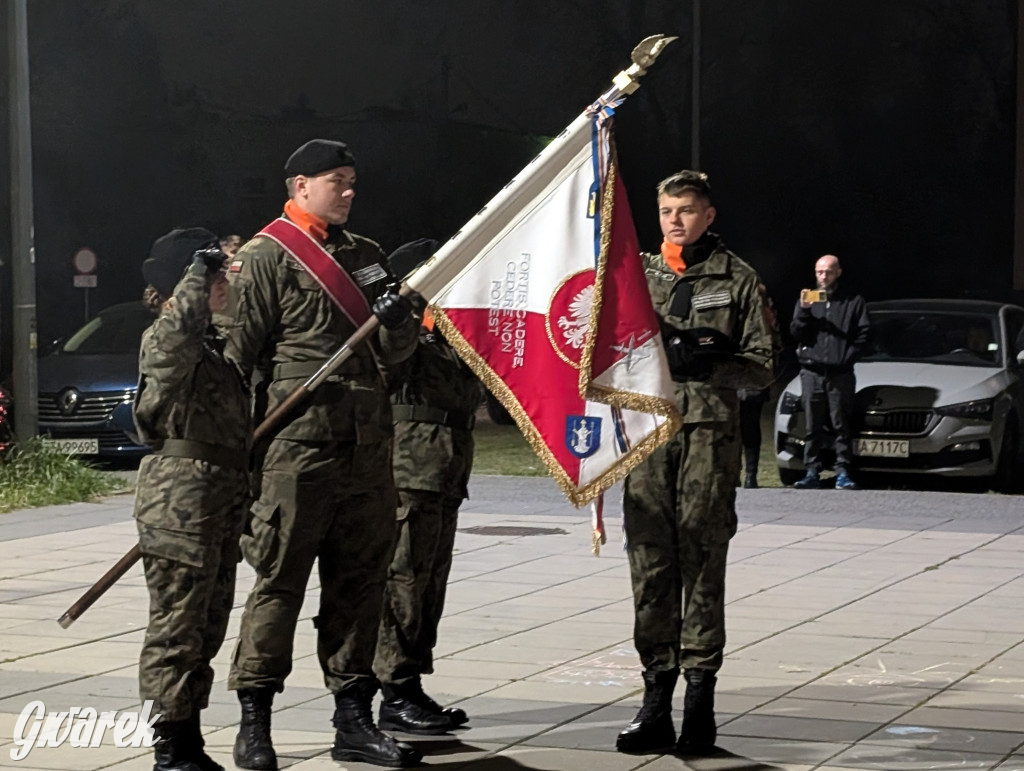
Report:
664,332,704,381
679,327,737,355
662,326,736,381
192,247,226,274
407,290,428,316
372,282,413,330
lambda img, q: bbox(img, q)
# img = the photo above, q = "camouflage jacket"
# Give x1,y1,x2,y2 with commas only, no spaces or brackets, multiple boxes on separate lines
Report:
221,218,418,443
388,328,482,498
134,262,250,450
643,235,775,423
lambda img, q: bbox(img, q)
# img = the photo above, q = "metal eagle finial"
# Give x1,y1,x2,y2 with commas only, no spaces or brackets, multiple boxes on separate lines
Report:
631,35,678,72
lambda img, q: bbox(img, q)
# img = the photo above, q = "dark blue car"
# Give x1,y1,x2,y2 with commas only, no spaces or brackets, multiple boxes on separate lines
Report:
37,302,154,460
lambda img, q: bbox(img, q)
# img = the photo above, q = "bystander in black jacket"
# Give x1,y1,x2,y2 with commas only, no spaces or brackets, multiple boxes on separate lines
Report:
790,286,871,371
789,283,871,487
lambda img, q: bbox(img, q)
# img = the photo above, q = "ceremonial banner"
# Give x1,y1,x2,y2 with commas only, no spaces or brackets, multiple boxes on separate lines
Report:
55,36,678,627
430,115,682,512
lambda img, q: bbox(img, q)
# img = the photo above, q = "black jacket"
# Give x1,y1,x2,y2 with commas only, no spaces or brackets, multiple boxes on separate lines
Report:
790,286,870,371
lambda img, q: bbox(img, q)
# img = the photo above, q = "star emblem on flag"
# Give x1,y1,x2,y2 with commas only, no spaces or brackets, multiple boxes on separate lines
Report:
611,331,655,372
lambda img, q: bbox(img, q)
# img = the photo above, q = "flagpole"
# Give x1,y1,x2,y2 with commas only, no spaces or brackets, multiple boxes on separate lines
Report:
406,34,676,301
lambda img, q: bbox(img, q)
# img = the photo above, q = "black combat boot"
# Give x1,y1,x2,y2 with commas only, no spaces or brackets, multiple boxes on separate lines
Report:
331,684,423,767
183,713,223,771
744,449,759,489
152,720,203,771
398,678,468,727
676,668,718,756
615,669,678,753
233,688,277,770
379,678,462,735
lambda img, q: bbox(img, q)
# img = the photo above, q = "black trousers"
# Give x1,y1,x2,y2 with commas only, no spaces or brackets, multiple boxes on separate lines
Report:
738,396,764,474
800,369,856,474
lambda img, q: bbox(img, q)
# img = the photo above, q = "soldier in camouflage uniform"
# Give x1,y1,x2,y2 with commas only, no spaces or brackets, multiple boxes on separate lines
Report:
223,140,421,770
617,171,775,757
134,227,251,771
372,240,482,735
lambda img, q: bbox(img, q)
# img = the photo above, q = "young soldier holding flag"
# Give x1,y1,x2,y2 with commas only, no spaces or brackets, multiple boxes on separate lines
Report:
616,171,775,756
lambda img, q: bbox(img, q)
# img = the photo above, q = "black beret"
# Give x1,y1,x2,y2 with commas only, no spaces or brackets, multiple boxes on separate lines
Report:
142,227,218,299
285,139,356,176
388,239,439,279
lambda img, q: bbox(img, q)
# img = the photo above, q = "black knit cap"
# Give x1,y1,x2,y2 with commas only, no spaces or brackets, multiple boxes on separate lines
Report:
285,139,356,176
388,239,439,280
142,227,218,299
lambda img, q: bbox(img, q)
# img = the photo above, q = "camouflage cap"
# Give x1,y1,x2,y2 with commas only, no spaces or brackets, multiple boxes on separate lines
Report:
143,227,218,298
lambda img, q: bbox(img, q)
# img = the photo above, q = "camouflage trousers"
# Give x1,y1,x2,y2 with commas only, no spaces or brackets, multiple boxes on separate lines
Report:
622,419,740,674
135,456,249,721
229,438,397,695
374,489,461,686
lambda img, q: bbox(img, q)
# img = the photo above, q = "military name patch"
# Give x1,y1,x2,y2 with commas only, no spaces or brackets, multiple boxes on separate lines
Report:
565,415,602,459
352,263,388,286
692,291,731,310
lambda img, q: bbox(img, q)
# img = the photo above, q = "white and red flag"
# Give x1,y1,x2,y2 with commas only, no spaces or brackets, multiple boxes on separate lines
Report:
428,114,682,538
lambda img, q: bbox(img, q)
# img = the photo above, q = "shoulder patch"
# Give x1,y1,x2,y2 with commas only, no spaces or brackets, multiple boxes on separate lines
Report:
352,263,388,286
228,259,244,273
692,291,732,310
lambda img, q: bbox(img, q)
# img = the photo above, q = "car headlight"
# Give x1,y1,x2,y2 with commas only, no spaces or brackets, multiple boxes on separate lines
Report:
778,391,803,414
934,398,994,421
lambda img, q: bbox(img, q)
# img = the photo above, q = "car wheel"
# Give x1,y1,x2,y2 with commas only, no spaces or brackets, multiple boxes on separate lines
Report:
778,467,804,486
485,391,516,426
991,417,1020,494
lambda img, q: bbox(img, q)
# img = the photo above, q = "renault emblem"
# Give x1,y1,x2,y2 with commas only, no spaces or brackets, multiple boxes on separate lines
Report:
58,388,81,416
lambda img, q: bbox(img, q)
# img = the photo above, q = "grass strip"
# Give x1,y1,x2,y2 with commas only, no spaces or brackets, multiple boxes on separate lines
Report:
0,439,122,514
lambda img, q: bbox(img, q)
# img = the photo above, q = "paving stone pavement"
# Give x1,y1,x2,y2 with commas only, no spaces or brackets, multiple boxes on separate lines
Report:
1,476,1022,770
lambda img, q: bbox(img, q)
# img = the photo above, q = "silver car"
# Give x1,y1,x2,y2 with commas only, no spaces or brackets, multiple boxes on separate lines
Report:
775,299,1024,491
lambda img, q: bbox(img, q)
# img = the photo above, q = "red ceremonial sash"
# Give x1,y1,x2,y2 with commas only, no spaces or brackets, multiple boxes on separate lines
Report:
258,217,373,328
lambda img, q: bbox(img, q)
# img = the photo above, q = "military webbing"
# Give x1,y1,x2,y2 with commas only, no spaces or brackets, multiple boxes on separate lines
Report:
391,404,476,430
154,439,248,471
272,358,367,381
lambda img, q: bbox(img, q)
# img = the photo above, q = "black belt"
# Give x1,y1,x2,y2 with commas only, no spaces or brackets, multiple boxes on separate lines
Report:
391,404,476,430
272,358,368,380
154,439,248,471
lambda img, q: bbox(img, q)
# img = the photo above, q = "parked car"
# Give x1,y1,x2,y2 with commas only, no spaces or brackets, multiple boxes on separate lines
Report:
37,301,154,460
775,299,1024,491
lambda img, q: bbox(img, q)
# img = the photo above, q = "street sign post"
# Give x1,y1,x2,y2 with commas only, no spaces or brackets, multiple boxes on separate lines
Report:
72,247,97,321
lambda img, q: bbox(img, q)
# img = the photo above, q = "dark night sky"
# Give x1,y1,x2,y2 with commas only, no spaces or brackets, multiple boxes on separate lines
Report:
0,0,1019,370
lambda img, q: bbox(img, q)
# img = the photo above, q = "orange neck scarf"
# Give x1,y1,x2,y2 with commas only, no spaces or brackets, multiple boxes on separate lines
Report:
661,238,687,275
284,199,329,243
